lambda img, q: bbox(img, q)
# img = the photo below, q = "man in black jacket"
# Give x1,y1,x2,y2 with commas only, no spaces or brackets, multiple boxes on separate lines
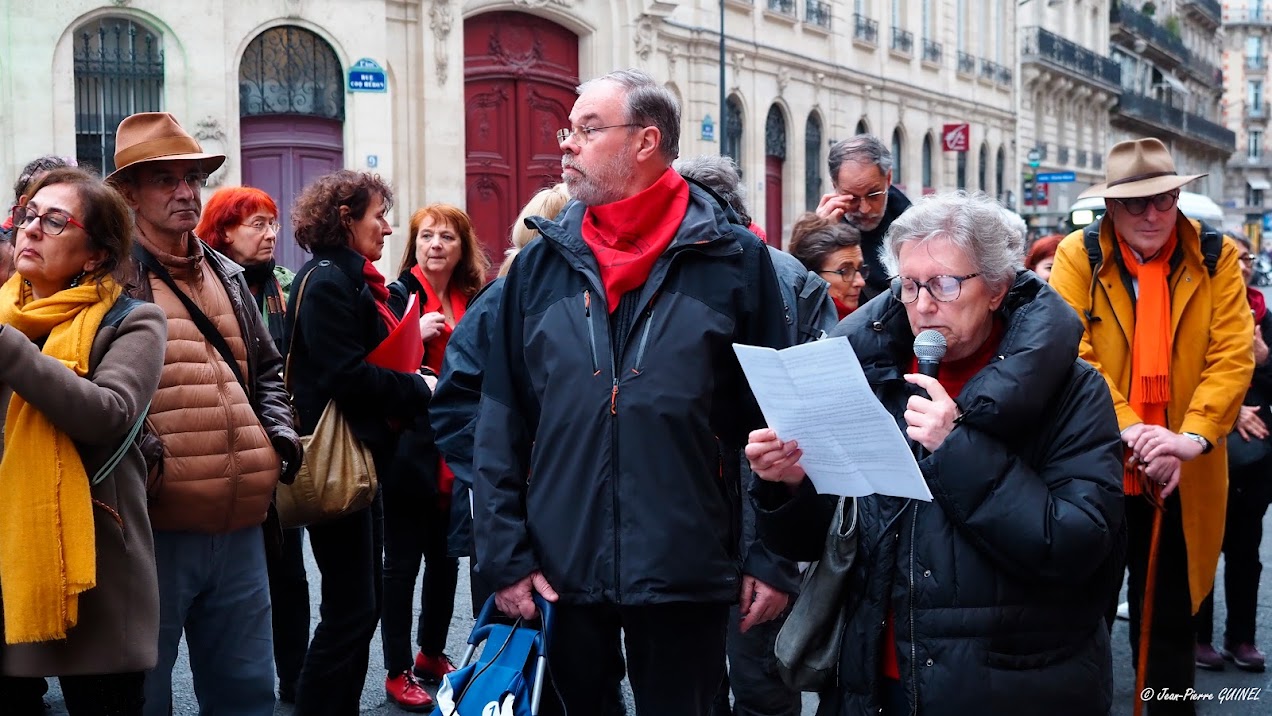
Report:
815,134,912,299
472,69,790,715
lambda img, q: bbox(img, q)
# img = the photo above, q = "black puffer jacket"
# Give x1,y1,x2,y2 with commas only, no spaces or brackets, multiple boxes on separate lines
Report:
754,272,1125,716
473,185,790,604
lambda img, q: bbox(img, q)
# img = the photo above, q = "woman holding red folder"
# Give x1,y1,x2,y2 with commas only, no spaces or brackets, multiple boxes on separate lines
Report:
283,171,435,716
380,203,490,711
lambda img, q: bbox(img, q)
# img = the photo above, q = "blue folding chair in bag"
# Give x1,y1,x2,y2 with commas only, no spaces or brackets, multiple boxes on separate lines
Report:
436,593,554,716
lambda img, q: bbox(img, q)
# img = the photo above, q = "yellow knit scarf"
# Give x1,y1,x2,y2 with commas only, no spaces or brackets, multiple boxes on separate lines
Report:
0,273,121,644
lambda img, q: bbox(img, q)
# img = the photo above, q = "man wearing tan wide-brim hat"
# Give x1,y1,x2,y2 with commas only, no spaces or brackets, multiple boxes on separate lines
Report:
107,112,301,716
1050,137,1254,713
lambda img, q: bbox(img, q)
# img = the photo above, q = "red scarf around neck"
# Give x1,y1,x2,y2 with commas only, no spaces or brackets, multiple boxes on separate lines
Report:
1249,286,1267,324
410,264,467,373
581,167,690,311
362,259,400,333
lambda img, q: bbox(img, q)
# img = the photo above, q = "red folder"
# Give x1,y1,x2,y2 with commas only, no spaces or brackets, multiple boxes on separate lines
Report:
367,292,424,372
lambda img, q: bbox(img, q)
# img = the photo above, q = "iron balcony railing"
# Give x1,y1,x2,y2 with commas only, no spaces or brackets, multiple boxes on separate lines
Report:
1180,0,1222,26
767,0,796,16
891,27,913,55
1021,26,1121,89
805,0,831,28
922,38,942,64
854,13,878,44
957,50,976,74
1110,3,1189,63
1116,92,1237,151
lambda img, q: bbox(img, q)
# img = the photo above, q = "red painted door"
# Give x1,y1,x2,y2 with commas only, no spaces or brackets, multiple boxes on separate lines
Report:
240,115,343,271
465,12,578,270
765,156,784,248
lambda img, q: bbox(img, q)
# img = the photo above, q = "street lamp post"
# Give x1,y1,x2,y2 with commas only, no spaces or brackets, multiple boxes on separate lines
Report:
720,0,726,156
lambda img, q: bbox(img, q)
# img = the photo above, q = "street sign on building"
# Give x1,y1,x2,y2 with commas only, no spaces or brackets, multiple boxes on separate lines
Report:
942,123,969,152
1027,148,1041,168
1022,179,1049,206
1035,171,1076,183
348,58,387,93
701,115,715,142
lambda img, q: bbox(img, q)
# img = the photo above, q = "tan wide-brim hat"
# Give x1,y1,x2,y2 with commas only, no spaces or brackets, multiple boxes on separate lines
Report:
1078,138,1205,200
107,112,226,180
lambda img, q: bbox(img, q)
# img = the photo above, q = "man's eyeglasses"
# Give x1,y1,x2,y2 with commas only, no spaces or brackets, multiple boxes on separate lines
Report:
241,219,281,234
1240,253,1257,264
144,171,210,193
818,265,871,281
556,124,642,145
891,273,982,303
11,205,86,236
1111,191,1178,217
835,189,887,209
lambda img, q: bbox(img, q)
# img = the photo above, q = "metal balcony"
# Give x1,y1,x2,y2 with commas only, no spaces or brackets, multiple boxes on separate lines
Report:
1021,27,1121,91
957,50,976,75
891,27,913,55
1110,3,1189,66
922,38,942,64
1114,92,1236,153
767,0,796,16
853,13,878,44
805,0,831,28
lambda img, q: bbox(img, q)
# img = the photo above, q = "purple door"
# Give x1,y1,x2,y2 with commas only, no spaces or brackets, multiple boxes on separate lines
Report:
240,115,343,271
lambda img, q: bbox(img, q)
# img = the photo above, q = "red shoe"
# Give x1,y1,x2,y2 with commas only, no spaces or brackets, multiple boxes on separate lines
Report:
1195,643,1226,671
385,670,434,712
1223,642,1267,672
413,652,457,683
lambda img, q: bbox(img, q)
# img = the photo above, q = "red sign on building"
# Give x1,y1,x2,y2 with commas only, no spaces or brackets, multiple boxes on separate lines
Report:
942,123,970,152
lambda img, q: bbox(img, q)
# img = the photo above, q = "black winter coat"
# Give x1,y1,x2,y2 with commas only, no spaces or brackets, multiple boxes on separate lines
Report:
473,185,791,604
855,185,912,297
754,272,1125,716
283,245,432,471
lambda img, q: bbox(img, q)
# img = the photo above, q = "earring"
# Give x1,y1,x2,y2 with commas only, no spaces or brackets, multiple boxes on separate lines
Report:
69,271,86,288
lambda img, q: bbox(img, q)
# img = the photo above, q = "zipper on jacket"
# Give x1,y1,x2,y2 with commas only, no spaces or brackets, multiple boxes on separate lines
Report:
908,501,919,716
629,295,658,375
583,290,601,375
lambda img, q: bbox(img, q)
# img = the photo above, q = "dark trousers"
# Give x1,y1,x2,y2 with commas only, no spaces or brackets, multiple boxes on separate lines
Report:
1195,460,1272,646
266,526,311,693
540,602,729,716
1125,494,1196,716
712,607,800,716
295,497,383,715
0,672,145,716
381,487,459,674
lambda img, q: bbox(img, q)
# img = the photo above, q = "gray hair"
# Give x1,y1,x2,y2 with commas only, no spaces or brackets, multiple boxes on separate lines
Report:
880,191,1024,290
579,69,680,162
674,155,750,224
828,134,892,186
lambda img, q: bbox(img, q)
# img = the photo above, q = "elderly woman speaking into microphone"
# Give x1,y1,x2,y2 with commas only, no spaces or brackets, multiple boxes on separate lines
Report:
746,192,1125,716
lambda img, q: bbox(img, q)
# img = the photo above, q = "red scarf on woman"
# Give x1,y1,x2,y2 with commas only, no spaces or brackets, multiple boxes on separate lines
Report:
410,264,467,373
1116,231,1177,496
581,167,689,311
362,259,400,332
1249,286,1267,324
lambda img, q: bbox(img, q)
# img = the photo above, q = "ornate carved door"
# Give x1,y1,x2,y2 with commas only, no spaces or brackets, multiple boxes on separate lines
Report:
464,12,578,270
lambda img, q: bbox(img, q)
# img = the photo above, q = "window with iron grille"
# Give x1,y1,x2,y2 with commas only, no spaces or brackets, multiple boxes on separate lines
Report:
73,18,164,174
240,26,344,120
892,128,904,186
806,113,823,211
724,96,744,171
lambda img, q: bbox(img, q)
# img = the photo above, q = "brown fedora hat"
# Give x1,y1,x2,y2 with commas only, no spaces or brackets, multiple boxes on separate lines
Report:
1079,138,1205,200
107,112,226,179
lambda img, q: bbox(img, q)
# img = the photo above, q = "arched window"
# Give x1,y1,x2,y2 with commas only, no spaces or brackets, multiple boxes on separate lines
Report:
978,143,989,191
724,95,744,171
922,134,934,189
957,151,967,190
805,113,823,210
855,119,869,136
891,128,904,186
74,18,165,174
765,106,787,160
240,26,344,119
996,146,1006,201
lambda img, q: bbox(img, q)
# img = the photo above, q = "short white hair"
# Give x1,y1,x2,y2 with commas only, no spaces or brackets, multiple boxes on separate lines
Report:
880,191,1024,289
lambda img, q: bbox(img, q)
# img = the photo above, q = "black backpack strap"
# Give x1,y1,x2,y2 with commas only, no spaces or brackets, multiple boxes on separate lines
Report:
133,244,248,391
1197,220,1223,276
100,295,143,330
794,274,831,343
1083,218,1104,274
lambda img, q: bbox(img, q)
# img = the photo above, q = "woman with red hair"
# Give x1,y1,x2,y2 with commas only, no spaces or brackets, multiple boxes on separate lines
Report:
1025,234,1063,283
194,186,309,704
379,203,489,711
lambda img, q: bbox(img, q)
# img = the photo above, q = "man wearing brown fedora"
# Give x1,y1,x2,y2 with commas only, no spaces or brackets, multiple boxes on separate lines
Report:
105,112,300,716
1050,138,1253,714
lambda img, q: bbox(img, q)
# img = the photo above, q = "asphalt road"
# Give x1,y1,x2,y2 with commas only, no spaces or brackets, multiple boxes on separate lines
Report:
44,513,1270,715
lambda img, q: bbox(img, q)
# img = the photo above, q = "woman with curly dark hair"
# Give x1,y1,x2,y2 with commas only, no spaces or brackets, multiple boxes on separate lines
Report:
282,170,434,715
378,204,489,709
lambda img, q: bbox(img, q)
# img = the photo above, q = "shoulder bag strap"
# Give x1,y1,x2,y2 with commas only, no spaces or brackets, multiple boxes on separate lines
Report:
90,401,152,487
133,244,247,391
282,262,322,391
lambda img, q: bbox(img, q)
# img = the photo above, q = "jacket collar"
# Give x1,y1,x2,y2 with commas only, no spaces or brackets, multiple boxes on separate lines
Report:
841,271,1083,441
309,244,371,288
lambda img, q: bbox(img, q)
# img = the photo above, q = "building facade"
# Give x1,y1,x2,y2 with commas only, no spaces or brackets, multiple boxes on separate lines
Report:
1,0,1017,271
1017,0,1121,234
1224,1,1272,241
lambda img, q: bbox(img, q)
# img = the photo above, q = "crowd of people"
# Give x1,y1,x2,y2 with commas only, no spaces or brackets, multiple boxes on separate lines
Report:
0,67,1267,716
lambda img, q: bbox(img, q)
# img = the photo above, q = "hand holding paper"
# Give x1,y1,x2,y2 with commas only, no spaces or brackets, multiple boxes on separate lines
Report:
734,337,932,501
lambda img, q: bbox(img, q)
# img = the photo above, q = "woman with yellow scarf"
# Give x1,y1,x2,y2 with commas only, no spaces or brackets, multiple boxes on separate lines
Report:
0,167,166,715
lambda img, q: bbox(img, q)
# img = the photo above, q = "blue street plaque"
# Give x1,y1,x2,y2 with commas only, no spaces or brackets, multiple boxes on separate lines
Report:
1263,212,1272,233
1035,171,1076,183
348,58,387,93
701,115,716,142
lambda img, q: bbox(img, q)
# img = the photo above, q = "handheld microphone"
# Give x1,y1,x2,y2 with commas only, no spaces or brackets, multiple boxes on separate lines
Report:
913,330,947,379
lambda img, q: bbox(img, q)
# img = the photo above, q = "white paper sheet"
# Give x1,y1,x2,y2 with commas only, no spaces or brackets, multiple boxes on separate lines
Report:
733,337,933,501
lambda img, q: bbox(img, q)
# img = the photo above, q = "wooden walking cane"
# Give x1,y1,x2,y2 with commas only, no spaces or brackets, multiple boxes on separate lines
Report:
1133,461,1167,716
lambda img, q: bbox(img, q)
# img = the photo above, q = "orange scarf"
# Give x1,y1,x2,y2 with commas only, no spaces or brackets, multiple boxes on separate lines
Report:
1116,231,1177,495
